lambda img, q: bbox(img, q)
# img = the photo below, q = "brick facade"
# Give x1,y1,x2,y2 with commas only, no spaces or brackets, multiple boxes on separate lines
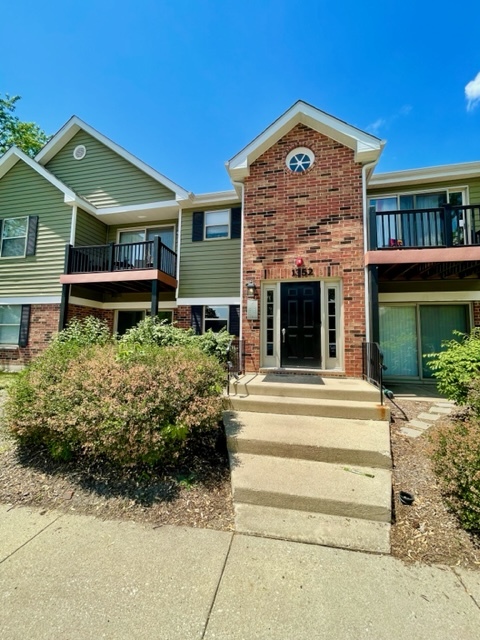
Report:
67,304,115,333
174,305,192,330
0,304,60,369
473,301,480,327
242,123,366,376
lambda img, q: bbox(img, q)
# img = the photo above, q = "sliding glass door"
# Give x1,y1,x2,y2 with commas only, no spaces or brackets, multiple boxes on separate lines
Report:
380,304,470,379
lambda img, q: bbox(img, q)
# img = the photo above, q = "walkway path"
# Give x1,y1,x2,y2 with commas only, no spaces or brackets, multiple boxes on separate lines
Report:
1,505,479,639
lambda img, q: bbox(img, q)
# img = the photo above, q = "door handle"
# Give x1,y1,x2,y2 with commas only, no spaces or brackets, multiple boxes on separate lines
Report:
282,328,286,343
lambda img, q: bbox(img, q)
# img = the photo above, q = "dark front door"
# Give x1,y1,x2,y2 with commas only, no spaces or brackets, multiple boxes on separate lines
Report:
281,282,321,368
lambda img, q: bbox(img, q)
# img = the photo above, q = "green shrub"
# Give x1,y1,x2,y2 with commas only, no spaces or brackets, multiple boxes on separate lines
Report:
424,328,480,404
430,407,480,532
54,316,112,347
120,315,233,363
5,343,225,466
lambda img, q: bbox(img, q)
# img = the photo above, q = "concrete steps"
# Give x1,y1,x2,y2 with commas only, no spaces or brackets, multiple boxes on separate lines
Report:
224,375,392,553
224,411,391,469
230,453,391,522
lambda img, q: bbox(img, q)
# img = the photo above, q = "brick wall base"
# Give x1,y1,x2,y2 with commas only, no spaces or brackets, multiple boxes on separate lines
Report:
174,306,192,330
0,304,60,369
67,304,115,333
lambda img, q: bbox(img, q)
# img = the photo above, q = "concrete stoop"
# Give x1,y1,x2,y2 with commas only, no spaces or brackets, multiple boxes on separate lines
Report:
224,376,392,554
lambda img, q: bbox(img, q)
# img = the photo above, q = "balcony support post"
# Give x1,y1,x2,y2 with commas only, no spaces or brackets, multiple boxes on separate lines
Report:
153,236,162,270
59,284,70,331
367,265,379,344
151,279,159,318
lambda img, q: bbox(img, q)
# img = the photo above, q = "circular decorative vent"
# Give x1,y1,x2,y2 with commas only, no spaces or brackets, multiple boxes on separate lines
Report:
286,147,315,173
73,145,87,160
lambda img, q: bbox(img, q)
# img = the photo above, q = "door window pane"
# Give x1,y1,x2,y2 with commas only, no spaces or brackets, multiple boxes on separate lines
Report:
147,226,175,250
380,306,418,376
118,230,146,244
420,305,468,378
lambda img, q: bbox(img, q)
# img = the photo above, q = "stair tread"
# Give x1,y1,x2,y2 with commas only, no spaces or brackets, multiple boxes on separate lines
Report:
230,453,391,522
224,411,390,456
234,503,391,554
227,394,381,408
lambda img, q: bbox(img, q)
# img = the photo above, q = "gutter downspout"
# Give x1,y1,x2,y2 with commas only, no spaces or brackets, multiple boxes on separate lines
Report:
233,180,245,341
70,204,77,246
362,161,378,343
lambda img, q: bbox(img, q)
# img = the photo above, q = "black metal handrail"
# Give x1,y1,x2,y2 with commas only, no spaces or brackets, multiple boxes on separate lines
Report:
66,240,177,279
373,204,480,249
226,338,245,394
362,342,384,405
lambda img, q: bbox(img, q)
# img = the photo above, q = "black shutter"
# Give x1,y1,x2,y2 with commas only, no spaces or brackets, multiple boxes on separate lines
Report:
18,305,31,347
192,211,204,242
191,305,203,335
0,219,3,254
26,216,39,256
229,305,240,337
230,207,242,239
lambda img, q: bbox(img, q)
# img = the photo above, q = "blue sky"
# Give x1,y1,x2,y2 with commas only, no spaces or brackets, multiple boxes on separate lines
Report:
2,0,480,193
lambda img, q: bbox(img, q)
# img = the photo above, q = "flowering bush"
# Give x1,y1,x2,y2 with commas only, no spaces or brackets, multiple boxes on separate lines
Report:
425,328,480,404
5,343,225,466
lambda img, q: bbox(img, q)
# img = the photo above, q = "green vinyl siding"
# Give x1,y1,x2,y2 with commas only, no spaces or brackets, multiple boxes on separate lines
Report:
179,208,241,297
46,131,175,208
75,208,107,246
0,161,72,297
107,219,178,243
368,176,480,203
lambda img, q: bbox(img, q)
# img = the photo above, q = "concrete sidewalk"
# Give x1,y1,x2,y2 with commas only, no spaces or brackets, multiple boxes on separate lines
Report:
1,505,479,639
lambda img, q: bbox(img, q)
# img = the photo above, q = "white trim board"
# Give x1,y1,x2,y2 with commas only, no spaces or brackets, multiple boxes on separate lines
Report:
0,296,62,305
176,297,241,306
69,296,177,311
379,291,480,303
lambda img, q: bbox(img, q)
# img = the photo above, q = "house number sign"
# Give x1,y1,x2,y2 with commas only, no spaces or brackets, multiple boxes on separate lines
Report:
291,267,314,277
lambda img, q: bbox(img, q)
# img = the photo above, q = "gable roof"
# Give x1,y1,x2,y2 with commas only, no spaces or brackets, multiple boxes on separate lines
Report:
36,116,191,201
227,100,385,181
0,146,97,213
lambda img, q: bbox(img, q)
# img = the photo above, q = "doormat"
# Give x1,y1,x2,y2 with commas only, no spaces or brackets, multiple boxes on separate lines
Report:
263,374,324,385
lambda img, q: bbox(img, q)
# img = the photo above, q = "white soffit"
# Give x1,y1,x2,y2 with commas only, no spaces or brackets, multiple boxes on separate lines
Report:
227,100,384,181
36,116,191,201
370,161,480,188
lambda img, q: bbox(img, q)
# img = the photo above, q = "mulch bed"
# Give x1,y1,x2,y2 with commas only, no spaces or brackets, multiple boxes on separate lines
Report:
388,397,480,569
0,391,234,531
1,389,480,567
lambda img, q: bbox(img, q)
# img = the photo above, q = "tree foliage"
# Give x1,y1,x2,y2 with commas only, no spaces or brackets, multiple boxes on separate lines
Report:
0,94,49,157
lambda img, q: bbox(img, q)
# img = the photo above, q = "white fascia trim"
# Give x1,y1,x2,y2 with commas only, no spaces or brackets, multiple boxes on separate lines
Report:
189,190,239,207
379,292,480,303
227,100,383,180
0,147,85,203
0,296,61,304
177,297,241,306
69,296,177,310
94,200,179,216
35,116,191,201
370,161,480,188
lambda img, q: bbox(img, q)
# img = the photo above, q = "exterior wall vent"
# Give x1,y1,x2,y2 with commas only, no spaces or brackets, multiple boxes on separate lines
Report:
73,145,87,160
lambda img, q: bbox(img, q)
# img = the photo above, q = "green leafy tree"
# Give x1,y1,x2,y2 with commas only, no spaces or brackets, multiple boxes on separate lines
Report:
0,94,49,157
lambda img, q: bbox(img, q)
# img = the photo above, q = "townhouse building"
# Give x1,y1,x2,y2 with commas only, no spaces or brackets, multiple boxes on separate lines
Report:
1,101,479,381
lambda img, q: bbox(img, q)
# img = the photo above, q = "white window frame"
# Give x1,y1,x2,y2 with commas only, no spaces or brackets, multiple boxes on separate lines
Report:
204,210,230,241
0,304,22,345
0,217,28,259
203,305,229,333
116,223,177,250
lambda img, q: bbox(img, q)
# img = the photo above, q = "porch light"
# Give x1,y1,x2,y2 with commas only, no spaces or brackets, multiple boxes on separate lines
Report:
246,281,257,299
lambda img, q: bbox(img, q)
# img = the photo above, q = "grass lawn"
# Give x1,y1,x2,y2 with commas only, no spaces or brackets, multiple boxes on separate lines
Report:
0,373,17,390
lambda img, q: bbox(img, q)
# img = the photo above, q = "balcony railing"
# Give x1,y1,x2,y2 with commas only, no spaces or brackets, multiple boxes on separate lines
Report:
373,204,480,249
65,237,177,280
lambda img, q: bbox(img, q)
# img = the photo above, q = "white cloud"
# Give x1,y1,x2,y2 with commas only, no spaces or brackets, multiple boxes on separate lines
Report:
465,72,480,111
366,105,412,136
